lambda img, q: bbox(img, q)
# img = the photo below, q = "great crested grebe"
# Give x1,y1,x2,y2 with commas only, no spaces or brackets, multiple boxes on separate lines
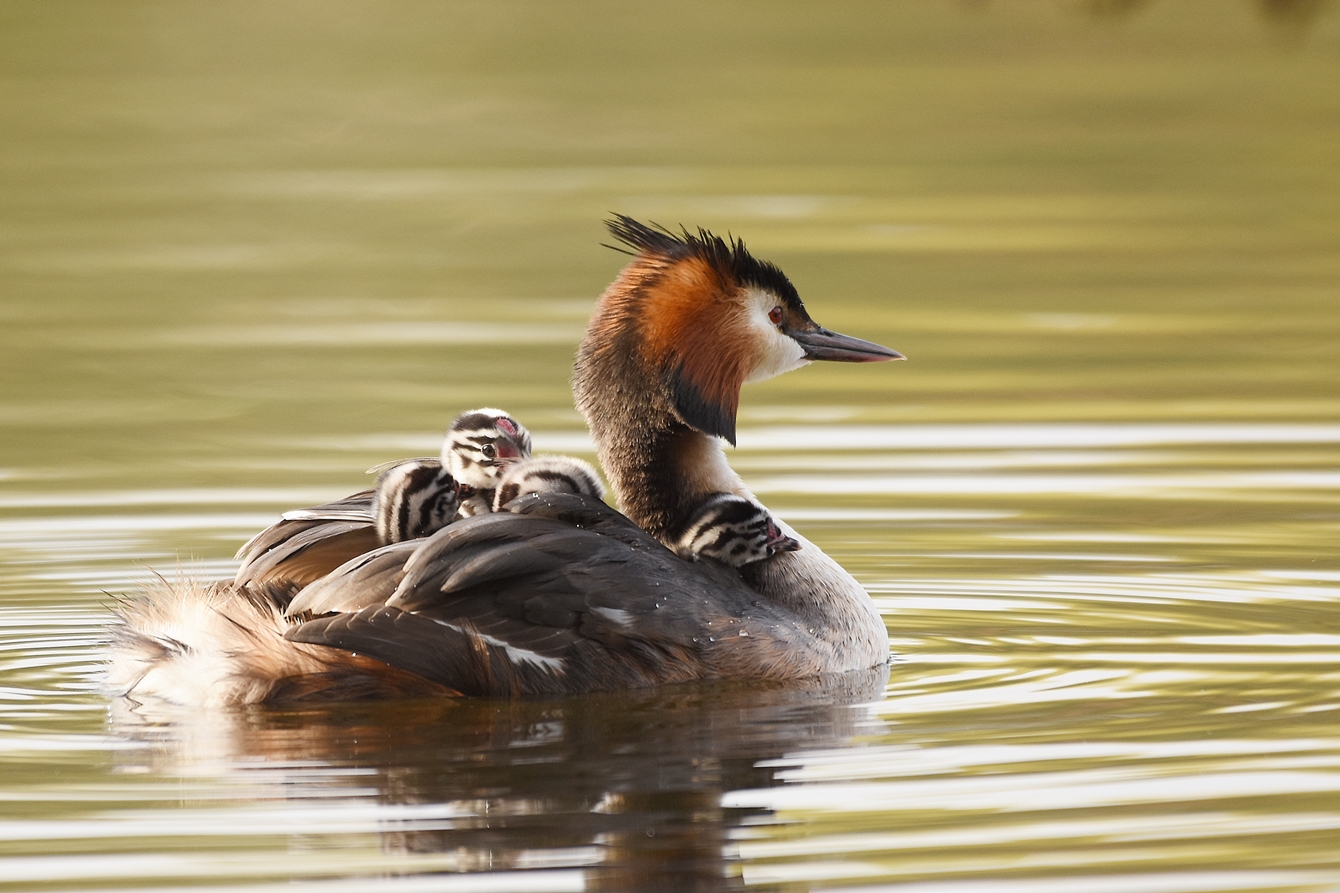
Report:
109,217,902,706
231,409,531,589
673,493,800,566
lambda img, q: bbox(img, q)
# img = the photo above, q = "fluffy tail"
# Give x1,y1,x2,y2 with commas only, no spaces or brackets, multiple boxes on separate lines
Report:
107,575,455,707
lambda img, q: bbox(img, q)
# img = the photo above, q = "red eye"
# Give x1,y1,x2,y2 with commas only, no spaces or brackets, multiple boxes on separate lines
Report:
768,306,784,326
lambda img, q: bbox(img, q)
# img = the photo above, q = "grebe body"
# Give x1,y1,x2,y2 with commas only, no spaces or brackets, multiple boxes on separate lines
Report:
111,217,902,706
280,492,873,696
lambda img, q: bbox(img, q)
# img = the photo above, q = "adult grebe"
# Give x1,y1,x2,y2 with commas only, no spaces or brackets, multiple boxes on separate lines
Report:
109,217,902,706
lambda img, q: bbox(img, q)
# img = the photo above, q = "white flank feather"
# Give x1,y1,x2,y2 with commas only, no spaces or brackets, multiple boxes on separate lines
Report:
108,576,350,708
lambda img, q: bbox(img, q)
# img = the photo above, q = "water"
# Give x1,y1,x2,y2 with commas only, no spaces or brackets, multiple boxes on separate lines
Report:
2,1,1339,890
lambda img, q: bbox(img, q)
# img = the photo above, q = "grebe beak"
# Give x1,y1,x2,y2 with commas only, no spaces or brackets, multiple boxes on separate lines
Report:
791,326,905,363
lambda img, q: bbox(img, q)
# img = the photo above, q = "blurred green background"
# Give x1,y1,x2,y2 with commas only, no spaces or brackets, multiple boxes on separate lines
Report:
2,6,1340,890
1,0,1336,489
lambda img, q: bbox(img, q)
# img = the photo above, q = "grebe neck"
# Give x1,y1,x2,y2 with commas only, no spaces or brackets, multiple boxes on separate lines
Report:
575,372,744,543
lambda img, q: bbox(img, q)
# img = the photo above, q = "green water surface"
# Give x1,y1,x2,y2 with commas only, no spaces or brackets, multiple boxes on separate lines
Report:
2,2,1339,891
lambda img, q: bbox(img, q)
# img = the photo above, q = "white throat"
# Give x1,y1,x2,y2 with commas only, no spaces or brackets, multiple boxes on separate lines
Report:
677,433,749,498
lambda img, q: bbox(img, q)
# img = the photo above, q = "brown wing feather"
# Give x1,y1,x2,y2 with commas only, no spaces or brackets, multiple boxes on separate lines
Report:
235,521,381,588
285,540,419,616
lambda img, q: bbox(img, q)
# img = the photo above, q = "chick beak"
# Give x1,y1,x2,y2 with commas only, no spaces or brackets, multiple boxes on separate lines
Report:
789,325,904,363
765,522,802,556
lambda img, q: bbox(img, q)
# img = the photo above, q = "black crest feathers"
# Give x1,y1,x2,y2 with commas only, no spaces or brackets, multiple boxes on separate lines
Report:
605,215,802,309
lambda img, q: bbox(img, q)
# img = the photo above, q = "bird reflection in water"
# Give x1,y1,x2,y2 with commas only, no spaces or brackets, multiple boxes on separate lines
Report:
110,667,889,891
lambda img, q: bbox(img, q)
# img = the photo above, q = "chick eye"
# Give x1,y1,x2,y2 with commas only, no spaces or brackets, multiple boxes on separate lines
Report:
768,306,784,326
481,443,497,459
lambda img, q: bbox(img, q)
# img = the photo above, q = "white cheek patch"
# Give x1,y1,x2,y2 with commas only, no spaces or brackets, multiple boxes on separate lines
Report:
741,287,809,384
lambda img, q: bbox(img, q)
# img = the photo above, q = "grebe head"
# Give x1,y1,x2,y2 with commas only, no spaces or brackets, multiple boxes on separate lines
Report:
492,455,606,511
372,459,459,544
577,215,903,446
674,493,801,566
442,408,534,489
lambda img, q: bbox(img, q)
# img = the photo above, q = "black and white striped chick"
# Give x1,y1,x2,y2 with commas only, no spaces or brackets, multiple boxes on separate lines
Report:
371,458,460,544
492,455,606,511
442,408,534,516
673,493,800,567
